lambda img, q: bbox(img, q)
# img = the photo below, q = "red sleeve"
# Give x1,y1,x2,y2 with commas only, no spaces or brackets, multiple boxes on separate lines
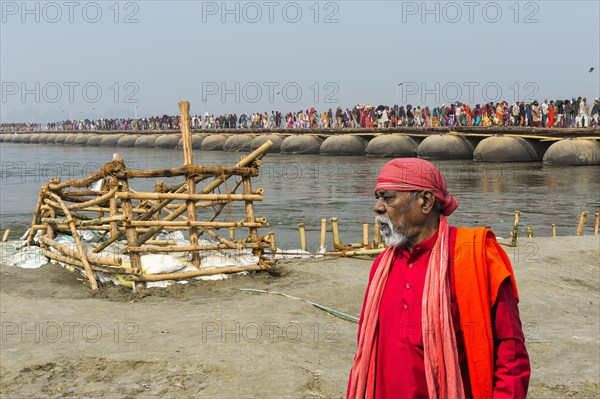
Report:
492,279,531,398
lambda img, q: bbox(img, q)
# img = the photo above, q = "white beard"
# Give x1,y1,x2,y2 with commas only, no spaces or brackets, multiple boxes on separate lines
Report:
376,215,411,248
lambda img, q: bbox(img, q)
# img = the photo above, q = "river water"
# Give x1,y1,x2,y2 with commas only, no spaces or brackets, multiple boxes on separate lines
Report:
0,143,598,251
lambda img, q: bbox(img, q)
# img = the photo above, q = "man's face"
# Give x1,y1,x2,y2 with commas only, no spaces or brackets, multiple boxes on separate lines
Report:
373,190,423,248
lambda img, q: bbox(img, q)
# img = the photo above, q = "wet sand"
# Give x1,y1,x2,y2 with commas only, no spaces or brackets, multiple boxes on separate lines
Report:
1,236,598,398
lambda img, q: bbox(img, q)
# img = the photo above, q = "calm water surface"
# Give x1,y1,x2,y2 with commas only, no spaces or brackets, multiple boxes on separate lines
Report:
1,143,599,251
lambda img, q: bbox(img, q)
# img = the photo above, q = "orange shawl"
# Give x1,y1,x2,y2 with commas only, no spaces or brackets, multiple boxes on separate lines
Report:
454,227,519,399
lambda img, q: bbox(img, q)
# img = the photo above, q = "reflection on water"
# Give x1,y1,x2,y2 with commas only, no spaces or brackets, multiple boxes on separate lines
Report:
1,143,598,250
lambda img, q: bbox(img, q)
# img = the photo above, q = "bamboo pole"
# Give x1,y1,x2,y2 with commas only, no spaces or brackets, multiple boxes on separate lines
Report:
298,223,307,252
47,193,98,290
38,235,123,266
47,157,125,191
575,211,589,236
362,224,369,247
127,242,270,253
109,180,118,238
61,190,104,197
331,217,341,250
527,226,532,238
114,165,259,179
40,247,137,275
2,229,10,242
43,206,56,240
126,264,270,282
229,227,235,241
325,248,386,257
594,212,599,236
115,192,263,202
27,186,46,245
146,240,177,246
552,224,556,237
510,211,520,247
134,141,273,246
180,100,201,268
320,218,327,249
42,215,126,226
32,224,151,232
374,219,380,248
78,204,222,213
243,174,259,253
128,220,266,228
66,187,119,210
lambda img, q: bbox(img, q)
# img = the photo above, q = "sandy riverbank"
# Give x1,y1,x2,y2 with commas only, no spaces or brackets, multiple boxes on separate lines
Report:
1,236,598,398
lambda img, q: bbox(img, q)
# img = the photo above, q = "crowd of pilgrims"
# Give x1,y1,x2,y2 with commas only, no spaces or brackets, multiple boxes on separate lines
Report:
2,97,599,132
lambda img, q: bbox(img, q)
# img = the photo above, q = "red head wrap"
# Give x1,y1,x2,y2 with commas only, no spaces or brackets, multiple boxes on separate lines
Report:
375,158,459,216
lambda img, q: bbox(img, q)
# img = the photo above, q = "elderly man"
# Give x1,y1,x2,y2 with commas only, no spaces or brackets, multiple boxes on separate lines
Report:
348,159,530,399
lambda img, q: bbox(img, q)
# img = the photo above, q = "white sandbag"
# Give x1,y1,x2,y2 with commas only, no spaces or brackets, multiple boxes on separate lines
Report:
140,254,187,274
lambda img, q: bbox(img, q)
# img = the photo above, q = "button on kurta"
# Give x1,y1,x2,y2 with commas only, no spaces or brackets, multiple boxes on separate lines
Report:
406,283,411,289
403,304,408,310
408,263,414,268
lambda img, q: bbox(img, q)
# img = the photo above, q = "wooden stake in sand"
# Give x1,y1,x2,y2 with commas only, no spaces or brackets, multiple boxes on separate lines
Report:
362,224,369,248
594,212,599,236
575,211,589,236
510,210,521,247
527,226,532,238
373,219,380,249
320,218,327,249
2,229,10,242
298,223,307,252
551,224,556,237
268,231,276,254
331,217,341,250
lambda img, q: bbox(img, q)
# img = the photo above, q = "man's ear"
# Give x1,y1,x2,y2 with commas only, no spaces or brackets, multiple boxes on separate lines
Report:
421,191,435,214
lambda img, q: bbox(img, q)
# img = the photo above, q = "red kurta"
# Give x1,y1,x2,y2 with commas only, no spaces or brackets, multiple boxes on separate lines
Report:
352,227,530,399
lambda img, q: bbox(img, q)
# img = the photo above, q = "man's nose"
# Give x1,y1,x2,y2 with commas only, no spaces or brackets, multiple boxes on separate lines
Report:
373,199,385,214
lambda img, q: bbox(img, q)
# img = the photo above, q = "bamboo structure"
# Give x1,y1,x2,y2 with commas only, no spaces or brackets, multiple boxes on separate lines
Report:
27,100,274,290
552,224,556,237
2,229,10,242
594,213,599,236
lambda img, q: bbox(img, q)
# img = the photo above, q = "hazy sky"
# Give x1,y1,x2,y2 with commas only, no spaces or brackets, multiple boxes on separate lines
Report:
1,0,599,122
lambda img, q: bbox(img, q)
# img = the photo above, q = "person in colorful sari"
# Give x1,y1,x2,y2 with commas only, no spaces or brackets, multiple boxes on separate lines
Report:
547,101,556,127
347,158,531,399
